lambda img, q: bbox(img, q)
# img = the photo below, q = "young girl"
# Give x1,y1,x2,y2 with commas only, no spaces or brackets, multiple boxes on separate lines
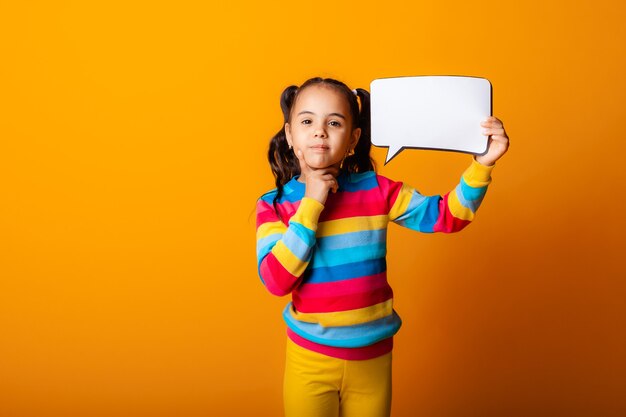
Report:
255,77,509,417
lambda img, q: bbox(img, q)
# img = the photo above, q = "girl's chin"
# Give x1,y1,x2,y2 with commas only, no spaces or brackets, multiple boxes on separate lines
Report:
306,162,341,170
304,156,342,170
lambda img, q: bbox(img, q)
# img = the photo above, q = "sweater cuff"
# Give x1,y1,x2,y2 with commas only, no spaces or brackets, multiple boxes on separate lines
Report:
464,158,494,187
290,197,325,230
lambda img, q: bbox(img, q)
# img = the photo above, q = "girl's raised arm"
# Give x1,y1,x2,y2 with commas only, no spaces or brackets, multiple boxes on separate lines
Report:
386,116,508,233
385,158,494,233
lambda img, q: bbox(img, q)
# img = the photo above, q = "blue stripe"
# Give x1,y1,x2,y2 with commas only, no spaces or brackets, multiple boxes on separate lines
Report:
258,190,278,204
405,189,427,212
459,177,487,201
256,233,280,256
281,191,306,203
305,258,386,284
339,172,379,192
418,197,441,232
283,303,402,348
455,183,484,212
282,227,312,262
259,188,307,204
347,170,376,183
393,189,427,223
260,179,305,202
310,242,386,268
317,229,386,251
288,221,316,246
394,194,440,233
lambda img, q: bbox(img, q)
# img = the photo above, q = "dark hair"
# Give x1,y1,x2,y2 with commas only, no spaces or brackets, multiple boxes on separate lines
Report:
267,77,375,216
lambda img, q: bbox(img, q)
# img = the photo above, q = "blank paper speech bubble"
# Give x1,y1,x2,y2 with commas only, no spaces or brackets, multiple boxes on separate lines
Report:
370,76,492,163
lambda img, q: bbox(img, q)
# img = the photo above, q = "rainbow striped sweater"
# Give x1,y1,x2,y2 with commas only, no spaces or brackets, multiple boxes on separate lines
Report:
256,159,494,360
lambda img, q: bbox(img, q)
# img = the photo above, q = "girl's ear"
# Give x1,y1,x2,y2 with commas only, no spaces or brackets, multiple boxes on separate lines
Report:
285,122,293,147
351,127,361,149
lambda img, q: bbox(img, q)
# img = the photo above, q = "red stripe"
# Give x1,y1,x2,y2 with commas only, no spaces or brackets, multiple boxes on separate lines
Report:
256,200,300,227
296,272,389,298
292,285,393,313
376,175,403,212
256,209,281,227
256,201,276,227
287,328,393,360
260,254,301,296
321,188,388,221
278,200,299,219
433,193,471,233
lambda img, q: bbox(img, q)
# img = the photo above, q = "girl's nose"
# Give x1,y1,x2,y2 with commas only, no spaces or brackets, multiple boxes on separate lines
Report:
314,127,327,138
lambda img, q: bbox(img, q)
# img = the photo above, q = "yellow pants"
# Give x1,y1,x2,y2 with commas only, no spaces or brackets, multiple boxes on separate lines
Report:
284,338,392,417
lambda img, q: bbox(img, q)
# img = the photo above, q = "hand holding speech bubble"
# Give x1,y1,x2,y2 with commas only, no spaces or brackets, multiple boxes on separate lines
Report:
370,76,492,164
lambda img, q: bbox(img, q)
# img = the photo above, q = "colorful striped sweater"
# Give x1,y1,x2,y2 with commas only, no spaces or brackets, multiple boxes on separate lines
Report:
256,159,494,360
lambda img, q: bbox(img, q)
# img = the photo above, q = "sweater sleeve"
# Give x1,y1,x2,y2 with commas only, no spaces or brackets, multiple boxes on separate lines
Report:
386,159,494,233
255,197,324,296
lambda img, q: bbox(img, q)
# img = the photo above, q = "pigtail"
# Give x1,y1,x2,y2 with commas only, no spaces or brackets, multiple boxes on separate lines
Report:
268,85,300,217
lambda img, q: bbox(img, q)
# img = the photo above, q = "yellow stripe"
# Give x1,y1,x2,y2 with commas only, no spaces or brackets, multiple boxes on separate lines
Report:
257,220,286,240
447,189,475,221
463,159,494,187
388,183,413,221
290,197,324,230
290,299,393,327
317,215,388,237
272,240,309,276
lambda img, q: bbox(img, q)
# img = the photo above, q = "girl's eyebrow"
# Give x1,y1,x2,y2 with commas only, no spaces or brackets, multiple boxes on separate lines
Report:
297,110,346,120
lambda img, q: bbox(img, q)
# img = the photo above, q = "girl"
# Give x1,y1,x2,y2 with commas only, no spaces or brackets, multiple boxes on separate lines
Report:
255,77,509,417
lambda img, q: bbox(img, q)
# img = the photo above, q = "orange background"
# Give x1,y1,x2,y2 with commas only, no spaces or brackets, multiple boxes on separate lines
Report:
1,1,624,416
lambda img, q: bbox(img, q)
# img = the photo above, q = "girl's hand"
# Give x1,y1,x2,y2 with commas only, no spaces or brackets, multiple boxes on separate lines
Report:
295,149,339,205
475,116,510,166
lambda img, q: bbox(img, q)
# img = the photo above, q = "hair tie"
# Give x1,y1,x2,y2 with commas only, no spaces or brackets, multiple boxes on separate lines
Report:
351,88,361,112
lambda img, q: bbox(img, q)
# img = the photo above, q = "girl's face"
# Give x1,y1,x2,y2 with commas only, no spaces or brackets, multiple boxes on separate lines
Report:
285,85,361,170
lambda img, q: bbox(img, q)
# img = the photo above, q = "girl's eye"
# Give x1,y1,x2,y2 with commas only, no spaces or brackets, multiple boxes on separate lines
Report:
329,121,341,127
301,119,312,125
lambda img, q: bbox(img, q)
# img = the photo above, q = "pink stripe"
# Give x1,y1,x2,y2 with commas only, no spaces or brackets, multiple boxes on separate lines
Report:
260,254,301,296
293,286,393,313
433,193,471,233
297,272,389,298
287,328,393,360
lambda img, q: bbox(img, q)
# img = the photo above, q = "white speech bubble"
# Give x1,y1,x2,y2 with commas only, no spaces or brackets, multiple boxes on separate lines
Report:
370,76,492,164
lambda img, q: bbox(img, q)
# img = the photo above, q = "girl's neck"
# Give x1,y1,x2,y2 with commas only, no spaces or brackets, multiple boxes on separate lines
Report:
297,164,342,183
